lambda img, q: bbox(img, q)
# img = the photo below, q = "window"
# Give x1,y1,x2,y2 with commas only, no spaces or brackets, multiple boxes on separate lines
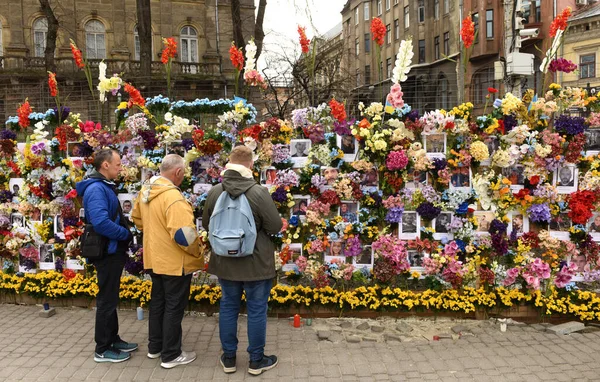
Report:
180,26,198,63
85,20,106,59
580,54,596,79
438,75,450,109
444,32,449,56
486,9,494,39
33,17,48,57
365,65,371,85
418,1,425,23
472,68,497,104
522,2,531,23
355,38,360,56
472,13,479,44
394,19,400,40
395,0,399,5
419,39,425,63
355,7,359,25
535,0,541,23
364,3,370,20
386,0,391,11
386,58,392,78
444,0,449,14
434,0,440,20
404,6,410,29
134,25,154,61
386,24,391,45
356,69,361,86
377,0,382,15
364,33,371,53
434,36,440,60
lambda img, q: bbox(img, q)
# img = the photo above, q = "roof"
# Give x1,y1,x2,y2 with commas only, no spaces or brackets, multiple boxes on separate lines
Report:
569,2,600,22
322,22,343,41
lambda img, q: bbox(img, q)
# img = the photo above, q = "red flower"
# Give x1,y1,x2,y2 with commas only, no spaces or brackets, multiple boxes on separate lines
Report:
124,83,145,108
69,40,85,69
328,98,347,122
529,175,540,186
48,72,58,97
568,190,597,225
370,18,386,46
65,189,78,199
444,121,455,131
79,120,101,133
497,119,505,135
460,15,475,49
487,87,498,94
298,26,311,54
17,99,32,129
161,37,178,64
318,189,341,206
63,269,77,281
229,42,244,71
514,188,530,200
549,7,571,38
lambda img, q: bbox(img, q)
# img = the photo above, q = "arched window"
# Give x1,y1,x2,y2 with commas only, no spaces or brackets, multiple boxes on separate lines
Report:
85,20,106,59
180,26,198,63
33,17,48,57
134,25,153,61
472,67,497,105
437,74,450,110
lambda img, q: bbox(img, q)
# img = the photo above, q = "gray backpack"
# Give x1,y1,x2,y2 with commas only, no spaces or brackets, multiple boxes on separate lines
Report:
208,187,257,257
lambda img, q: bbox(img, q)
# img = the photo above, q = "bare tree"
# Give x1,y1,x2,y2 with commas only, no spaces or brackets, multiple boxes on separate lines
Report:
39,0,59,73
136,0,153,77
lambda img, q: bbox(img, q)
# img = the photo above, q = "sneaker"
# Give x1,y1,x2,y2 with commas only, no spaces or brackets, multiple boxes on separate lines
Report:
113,340,138,353
94,348,131,363
220,354,237,373
160,351,197,369
248,355,278,376
147,352,161,359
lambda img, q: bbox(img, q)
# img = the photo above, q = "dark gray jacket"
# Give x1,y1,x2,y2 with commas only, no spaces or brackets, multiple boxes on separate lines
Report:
203,170,283,281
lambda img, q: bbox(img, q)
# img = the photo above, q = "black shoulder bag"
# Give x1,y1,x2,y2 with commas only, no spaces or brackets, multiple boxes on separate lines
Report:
80,206,120,260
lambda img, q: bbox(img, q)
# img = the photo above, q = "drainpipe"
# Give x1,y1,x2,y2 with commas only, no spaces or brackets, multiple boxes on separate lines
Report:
216,0,227,97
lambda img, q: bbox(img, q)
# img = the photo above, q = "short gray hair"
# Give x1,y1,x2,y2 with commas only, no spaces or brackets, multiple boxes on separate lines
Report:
159,154,185,173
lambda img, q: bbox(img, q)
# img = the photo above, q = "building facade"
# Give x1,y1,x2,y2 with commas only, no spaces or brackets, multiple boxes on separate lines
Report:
341,0,462,113
0,0,256,121
561,2,600,93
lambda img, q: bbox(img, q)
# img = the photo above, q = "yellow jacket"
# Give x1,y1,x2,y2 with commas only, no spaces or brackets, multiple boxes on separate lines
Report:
131,176,202,276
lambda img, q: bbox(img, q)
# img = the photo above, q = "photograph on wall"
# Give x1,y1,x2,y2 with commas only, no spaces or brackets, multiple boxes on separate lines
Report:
585,128,600,155
118,194,135,216
507,211,529,236
554,165,578,193
549,211,572,239
141,169,158,183
321,167,339,186
406,170,427,189
484,136,499,157
30,208,42,223
38,244,55,270
399,211,419,240
502,165,525,191
260,167,277,186
407,250,425,269
353,245,373,269
339,201,359,223
166,140,187,156
119,143,139,157
450,167,471,190
290,196,310,222
67,142,85,158
588,213,600,241
196,218,203,231
289,139,311,167
54,215,65,239
9,178,24,202
360,167,379,189
10,213,24,228
474,211,496,234
337,134,358,161
325,240,346,264
423,133,446,157
433,212,452,240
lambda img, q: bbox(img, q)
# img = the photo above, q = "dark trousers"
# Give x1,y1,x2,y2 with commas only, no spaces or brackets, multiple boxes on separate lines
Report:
94,252,127,354
148,272,193,362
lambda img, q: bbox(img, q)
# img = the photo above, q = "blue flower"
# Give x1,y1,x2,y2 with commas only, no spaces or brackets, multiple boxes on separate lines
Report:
455,202,469,215
289,215,299,227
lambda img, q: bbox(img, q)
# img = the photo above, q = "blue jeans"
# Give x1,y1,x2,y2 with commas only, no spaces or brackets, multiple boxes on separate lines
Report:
218,278,272,362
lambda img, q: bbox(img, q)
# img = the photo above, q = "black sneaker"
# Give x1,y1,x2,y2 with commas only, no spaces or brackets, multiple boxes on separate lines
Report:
248,355,278,376
220,354,237,373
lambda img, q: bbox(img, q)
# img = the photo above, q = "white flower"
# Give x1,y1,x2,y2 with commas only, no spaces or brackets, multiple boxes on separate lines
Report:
164,112,173,122
98,61,107,81
392,39,414,83
244,40,257,74
540,29,563,73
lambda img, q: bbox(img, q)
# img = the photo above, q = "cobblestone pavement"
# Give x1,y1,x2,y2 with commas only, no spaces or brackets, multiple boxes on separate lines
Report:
2,304,600,381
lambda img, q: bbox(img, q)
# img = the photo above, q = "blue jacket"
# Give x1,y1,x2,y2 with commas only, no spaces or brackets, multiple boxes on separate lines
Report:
75,172,131,254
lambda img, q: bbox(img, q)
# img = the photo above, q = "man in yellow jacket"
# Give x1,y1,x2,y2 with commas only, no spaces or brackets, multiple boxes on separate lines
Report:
131,154,202,369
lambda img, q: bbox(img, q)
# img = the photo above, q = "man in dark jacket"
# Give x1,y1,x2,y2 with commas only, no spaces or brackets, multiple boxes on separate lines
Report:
75,149,136,363
203,146,283,376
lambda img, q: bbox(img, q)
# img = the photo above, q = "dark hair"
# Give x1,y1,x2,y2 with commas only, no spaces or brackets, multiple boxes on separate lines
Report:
93,149,117,170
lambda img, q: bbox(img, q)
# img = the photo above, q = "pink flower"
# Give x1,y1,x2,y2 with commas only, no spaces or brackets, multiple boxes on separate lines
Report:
554,263,577,288
386,83,405,108
79,120,101,133
386,150,409,171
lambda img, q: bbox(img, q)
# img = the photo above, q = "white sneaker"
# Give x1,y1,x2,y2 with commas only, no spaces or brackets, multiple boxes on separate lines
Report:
147,352,161,359
160,351,197,369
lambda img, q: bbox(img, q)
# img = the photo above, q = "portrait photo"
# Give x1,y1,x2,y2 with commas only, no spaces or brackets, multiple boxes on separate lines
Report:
30,208,42,223
339,202,359,223
337,134,358,161
549,212,572,238
406,170,427,189
570,253,588,274
193,183,212,195
39,244,55,264
321,167,339,186
433,212,452,238
407,250,424,268
502,165,525,191
474,211,496,233
166,140,187,157
9,178,24,202
585,129,600,154
67,142,85,158
507,211,529,236
354,245,373,269
291,196,310,222
261,168,277,186
290,139,311,167
325,240,346,264
588,213,600,240
141,169,158,183
10,213,24,228
361,167,379,188
288,243,303,260
554,165,578,193
54,215,65,239
117,194,135,216
424,133,446,157
450,167,471,190
119,143,138,158
484,136,499,156
400,211,420,240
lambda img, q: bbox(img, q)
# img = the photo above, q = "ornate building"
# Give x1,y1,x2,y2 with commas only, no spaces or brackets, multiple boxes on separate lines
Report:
0,0,256,121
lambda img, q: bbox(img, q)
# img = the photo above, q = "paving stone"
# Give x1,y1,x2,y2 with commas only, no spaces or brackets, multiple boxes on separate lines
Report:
384,333,402,342
356,322,370,330
547,322,586,335
371,325,385,333
396,323,414,333
338,321,353,329
451,325,468,334
317,330,331,340
346,335,362,343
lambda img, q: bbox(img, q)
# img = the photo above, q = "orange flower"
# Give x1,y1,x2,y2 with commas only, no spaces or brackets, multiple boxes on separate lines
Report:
549,7,571,38
229,42,244,71
358,118,371,129
370,17,386,46
48,72,58,97
17,99,32,129
328,98,346,122
69,40,85,69
298,26,310,54
124,83,145,107
460,15,475,49
161,37,178,64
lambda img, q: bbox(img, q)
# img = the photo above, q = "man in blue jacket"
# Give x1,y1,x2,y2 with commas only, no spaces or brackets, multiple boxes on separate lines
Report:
76,149,136,363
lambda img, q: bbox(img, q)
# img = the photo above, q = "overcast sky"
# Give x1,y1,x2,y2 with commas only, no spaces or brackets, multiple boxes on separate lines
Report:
256,0,347,71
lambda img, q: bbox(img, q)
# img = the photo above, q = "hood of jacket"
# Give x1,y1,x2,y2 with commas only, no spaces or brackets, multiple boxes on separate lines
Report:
139,176,180,203
222,169,257,198
75,170,116,196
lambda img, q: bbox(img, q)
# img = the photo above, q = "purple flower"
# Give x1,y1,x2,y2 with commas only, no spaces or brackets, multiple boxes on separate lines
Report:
0,129,17,140
182,138,195,151
554,115,587,136
527,203,551,223
0,191,12,204
503,115,517,132
344,236,362,257
55,257,64,273
271,186,288,203
53,106,71,122
124,259,145,276
491,233,508,255
138,129,159,150
489,219,507,235
416,202,441,221
333,120,355,136
385,206,404,223
406,110,419,122
432,158,447,171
